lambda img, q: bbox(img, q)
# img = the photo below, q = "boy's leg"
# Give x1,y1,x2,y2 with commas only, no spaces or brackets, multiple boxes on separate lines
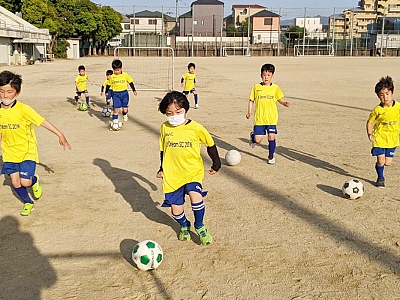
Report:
268,133,276,164
10,172,34,216
375,155,385,187
74,92,80,104
187,184,212,245
171,205,191,241
121,91,130,122
85,92,90,106
122,107,129,122
193,91,198,108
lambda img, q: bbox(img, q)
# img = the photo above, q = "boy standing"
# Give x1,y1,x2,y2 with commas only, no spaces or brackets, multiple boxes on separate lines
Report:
246,63,289,164
181,63,199,108
156,91,221,245
106,59,137,123
0,71,71,216
74,65,93,106
100,69,114,106
366,76,400,188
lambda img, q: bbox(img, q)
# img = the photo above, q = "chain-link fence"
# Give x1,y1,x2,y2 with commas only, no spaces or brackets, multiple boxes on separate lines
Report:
106,5,400,57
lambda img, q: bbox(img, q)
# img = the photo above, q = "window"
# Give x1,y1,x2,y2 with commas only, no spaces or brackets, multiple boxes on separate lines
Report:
130,19,139,25
201,20,204,25
193,20,197,25
264,18,272,25
124,24,130,30
149,19,157,25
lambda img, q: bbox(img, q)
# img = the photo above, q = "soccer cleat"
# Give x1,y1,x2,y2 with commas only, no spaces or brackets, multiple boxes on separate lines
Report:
267,157,275,165
249,132,256,148
376,178,385,188
123,114,128,122
179,224,191,241
195,103,199,109
32,174,42,199
20,203,34,216
196,225,213,245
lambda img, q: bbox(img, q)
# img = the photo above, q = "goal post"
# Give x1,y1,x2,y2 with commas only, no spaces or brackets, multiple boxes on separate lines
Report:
222,46,250,57
294,44,335,57
113,47,174,91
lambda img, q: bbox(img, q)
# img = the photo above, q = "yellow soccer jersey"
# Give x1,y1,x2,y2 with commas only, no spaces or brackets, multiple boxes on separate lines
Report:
182,72,196,91
109,73,133,92
102,78,111,88
0,101,45,163
367,101,400,148
75,74,89,91
159,120,215,193
249,83,284,126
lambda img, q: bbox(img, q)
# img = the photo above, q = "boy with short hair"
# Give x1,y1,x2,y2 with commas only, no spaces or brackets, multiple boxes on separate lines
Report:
74,65,93,106
106,59,137,123
100,69,114,106
0,70,71,216
181,62,199,108
246,63,289,164
366,76,400,188
156,91,221,245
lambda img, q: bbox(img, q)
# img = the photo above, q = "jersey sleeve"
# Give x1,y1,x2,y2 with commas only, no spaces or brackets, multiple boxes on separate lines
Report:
275,85,284,100
74,75,79,83
198,124,215,147
23,105,45,126
125,73,133,83
159,123,165,151
249,85,256,101
367,107,378,123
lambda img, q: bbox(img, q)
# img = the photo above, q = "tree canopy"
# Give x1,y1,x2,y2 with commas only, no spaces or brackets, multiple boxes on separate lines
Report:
19,0,122,55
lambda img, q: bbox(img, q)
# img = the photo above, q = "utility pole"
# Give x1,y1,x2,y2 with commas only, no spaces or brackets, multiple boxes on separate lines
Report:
380,6,386,57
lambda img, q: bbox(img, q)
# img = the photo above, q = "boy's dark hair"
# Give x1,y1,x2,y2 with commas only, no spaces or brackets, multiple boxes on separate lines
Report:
261,63,275,74
78,65,85,71
188,62,195,70
0,70,22,93
375,76,394,95
159,91,190,114
106,69,113,76
112,59,123,69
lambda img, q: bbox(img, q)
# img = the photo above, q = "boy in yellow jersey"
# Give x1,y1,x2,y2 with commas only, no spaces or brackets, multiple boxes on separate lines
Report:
74,65,93,106
106,59,137,125
181,62,199,108
366,76,400,188
246,63,289,164
0,71,71,216
100,69,113,107
156,91,221,245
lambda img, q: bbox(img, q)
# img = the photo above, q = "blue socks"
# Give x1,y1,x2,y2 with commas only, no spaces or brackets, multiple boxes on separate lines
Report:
194,94,198,105
112,114,118,120
14,186,32,203
31,175,37,187
268,139,276,159
86,96,90,105
172,212,190,227
375,163,385,179
192,201,205,229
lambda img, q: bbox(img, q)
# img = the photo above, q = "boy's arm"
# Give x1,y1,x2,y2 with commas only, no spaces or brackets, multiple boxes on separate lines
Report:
129,82,137,96
87,77,94,85
366,121,375,141
207,145,221,174
277,98,290,107
75,82,81,92
181,77,184,87
156,151,164,178
246,100,253,119
40,120,72,150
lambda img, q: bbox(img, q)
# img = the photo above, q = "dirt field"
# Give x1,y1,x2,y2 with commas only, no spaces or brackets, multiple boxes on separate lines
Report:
1,55,400,300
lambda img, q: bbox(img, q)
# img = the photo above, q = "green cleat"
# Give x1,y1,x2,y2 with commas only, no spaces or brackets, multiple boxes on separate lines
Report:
20,203,34,216
32,174,42,199
179,223,191,241
196,225,213,245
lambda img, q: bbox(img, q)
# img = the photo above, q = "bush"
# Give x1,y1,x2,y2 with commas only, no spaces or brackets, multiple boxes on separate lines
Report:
52,39,70,58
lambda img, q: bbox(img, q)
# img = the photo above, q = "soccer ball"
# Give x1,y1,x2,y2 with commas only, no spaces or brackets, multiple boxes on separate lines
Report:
110,119,122,131
78,102,88,111
342,179,364,199
102,105,112,117
225,149,241,166
132,240,163,271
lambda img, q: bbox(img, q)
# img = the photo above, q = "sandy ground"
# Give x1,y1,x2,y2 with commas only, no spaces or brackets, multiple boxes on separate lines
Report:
1,55,400,300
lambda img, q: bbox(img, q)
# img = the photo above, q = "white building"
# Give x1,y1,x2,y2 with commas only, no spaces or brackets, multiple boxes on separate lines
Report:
295,17,325,39
0,6,51,65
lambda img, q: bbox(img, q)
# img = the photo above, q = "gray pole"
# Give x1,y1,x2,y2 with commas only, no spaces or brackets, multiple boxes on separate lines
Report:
380,6,386,57
332,7,336,55
277,7,281,56
302,7,306,55
350,7,354,56
191,6,195,57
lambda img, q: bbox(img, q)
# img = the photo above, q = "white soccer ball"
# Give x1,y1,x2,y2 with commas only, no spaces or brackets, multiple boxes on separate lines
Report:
132,240,163,271
225,149,241,166
102,105,112,117
342,179,364,199
110,119,122,131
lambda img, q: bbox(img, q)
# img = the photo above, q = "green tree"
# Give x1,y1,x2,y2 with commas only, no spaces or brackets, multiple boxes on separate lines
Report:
241,18,252,37
0,0,22,13
226,24,238,37
285,25,305,41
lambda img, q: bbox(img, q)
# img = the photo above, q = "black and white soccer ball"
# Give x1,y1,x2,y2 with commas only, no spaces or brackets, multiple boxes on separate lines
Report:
342,179,364,199
110,119,122,131
102,105,112,117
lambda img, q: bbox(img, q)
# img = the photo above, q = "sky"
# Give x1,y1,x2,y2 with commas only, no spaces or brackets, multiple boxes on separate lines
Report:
95,0,359,18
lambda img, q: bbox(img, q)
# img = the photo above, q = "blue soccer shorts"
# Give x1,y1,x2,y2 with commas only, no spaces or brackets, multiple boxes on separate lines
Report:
371,147,396,157
253,125,277,136
182,88,196,95
76,89,88,96
162,182,207,208
112,90,129,108
1,160,36,179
